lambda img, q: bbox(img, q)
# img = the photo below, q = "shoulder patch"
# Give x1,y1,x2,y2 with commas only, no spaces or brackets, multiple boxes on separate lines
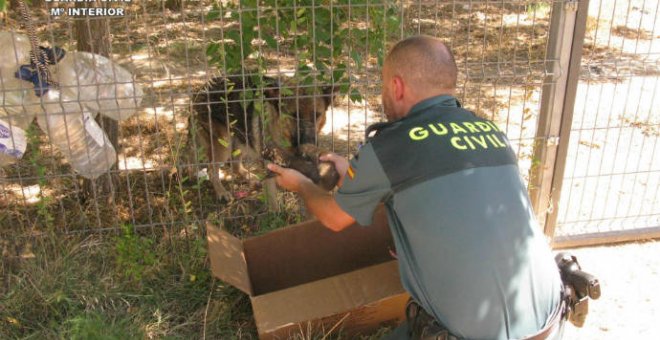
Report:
347,165,356,179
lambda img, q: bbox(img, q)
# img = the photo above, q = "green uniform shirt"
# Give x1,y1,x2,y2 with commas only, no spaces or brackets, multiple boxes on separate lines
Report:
335,95,562,339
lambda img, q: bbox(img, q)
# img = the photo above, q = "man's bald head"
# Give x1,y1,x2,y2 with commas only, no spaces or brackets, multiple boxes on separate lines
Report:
384,35,458,94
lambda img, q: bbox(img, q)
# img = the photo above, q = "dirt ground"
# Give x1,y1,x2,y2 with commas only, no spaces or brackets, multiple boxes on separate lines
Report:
559,240,660,339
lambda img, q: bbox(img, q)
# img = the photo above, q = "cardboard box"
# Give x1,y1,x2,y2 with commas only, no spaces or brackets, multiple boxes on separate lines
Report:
206,208,409,339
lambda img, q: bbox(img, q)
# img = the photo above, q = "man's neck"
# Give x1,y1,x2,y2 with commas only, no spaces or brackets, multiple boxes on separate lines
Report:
414,89,455,103
402,90,456,117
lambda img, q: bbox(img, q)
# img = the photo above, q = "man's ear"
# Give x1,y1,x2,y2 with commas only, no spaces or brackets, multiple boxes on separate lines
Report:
393,75,405,101
322,84,340,107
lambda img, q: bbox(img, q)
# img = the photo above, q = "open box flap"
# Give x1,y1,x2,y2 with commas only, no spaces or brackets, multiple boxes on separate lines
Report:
206,221,253,295
251,260,405,335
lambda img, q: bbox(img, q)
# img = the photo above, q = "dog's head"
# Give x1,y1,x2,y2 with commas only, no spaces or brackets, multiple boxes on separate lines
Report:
263,82,339,148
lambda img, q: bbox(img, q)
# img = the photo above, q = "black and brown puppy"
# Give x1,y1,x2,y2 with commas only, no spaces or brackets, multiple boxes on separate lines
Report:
187,75,338,200
263,143,340,192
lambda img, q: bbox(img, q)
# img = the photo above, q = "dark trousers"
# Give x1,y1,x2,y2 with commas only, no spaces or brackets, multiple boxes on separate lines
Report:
382,300,565,340
383,299,455,340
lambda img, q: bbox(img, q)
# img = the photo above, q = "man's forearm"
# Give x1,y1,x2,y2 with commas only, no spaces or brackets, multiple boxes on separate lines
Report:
298,181,355,232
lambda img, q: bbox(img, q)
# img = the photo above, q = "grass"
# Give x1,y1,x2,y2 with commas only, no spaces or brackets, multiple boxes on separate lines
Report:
0,231,256,339
60,312,144,340
1,225,392,339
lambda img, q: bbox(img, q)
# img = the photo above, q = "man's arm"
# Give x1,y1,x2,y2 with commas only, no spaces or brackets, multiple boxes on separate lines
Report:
267,163,355,231
298,180,355,231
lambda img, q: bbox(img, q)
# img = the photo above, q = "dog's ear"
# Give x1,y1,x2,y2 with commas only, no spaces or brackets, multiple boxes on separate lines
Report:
322,84,340,107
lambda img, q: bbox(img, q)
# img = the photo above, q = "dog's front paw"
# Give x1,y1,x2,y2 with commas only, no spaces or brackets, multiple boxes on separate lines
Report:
217,191,233,202
211,180,233,202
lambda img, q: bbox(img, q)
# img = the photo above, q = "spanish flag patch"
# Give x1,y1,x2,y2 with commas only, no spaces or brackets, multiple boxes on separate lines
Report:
347,165,355,179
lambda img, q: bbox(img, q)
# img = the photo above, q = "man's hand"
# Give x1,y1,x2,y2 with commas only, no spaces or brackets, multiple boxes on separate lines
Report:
266,163,312,193
266,161,355,232
319,152,349,187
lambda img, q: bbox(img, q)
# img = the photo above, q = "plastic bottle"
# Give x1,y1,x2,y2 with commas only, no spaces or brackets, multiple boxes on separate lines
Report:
35,89,117,179
0,73,36,166
51,51,143,121
0,69,42,129
0,33,122,175
0,117,28,166
0,31,32,69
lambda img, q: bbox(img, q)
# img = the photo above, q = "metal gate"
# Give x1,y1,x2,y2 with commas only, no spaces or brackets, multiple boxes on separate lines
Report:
530,0,660,247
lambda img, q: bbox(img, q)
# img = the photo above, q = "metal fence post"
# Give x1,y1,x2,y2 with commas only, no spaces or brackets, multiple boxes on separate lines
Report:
529,0,590,240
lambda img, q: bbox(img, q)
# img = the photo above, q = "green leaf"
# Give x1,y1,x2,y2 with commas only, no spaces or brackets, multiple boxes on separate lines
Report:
254,101,264,116
295,36,310,49
350,50,363,69
302,74,315,86
217,138,230,148
0,0,7,12
279,137,292,149
281,87,294,97
333,69,346,83
206,42,220,57
377,54,385,67
315,27,331,43
387,15,401,31
316,45,332,59
350,88,363,103
314,59,328,73
209,56,221,66
227,31,241,44
265,35,277,49
316,8,331,25
232,149,242,157
298,64,312,76
226,82,235,93
206,5,221,20
241,14,257,33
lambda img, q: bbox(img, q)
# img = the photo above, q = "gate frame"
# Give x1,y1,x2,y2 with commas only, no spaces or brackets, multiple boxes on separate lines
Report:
529,0,591,247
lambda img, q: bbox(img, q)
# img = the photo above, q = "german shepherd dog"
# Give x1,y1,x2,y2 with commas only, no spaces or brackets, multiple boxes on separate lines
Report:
186,75,339,200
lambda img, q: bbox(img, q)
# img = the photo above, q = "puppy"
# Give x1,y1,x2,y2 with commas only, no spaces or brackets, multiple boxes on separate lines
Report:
186,75,337,200
263,144,341,192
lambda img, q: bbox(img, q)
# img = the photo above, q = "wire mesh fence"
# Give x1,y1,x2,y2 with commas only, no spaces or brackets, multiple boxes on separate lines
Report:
0,1,559,240
553,0,659,246
2,0,657,338
1,0,654,246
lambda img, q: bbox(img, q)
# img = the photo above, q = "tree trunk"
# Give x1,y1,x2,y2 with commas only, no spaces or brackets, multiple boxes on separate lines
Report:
75,1,119,202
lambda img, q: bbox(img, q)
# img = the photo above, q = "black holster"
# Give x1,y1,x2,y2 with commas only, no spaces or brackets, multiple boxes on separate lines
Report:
555,252,601,327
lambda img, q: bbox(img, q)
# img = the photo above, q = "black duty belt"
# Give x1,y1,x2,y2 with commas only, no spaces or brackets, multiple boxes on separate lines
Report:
405,299,565,340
